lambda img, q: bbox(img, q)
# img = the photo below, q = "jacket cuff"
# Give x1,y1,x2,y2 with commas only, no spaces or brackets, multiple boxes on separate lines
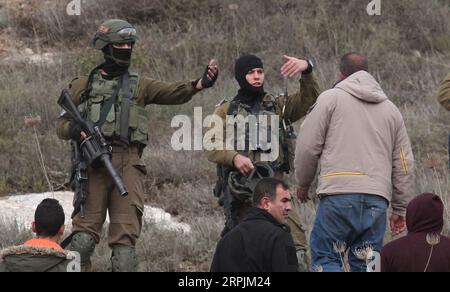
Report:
392,207,407,217
300,73,315,83
225,151,239,167
302,61,313,75
191,79,202,93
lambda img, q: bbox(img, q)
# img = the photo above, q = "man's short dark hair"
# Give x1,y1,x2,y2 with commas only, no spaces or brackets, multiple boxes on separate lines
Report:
253,178,289,206
339,52,369,77
34,199,65,237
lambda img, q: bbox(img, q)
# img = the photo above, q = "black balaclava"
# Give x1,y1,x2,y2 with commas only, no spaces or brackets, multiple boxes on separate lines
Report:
234,54,265,104
101,44,132,77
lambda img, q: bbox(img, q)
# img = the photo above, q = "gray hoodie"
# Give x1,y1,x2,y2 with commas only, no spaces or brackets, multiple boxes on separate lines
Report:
295,71,415,216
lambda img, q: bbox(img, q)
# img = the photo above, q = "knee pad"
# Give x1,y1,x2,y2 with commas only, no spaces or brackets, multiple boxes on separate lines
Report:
111,246,137,272
66,232,96,266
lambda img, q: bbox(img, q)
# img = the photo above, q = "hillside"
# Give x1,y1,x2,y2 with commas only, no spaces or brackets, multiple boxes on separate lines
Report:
0,0,449,271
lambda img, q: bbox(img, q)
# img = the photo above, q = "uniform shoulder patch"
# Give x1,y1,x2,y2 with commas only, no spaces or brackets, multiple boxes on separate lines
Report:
68,77,79,89
68,76,88,90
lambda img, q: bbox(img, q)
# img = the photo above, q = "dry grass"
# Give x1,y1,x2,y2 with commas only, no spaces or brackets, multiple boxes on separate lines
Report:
0,0,449,271
0,218,33,250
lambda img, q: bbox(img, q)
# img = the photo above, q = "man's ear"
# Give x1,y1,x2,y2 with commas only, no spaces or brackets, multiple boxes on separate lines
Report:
339,72,345,81
260,197,271,210
58,225,65,236
31,222,37,234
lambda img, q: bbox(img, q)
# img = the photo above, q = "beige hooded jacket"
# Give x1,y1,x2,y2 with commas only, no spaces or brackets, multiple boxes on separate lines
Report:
295,71,415,216
438,73,450,111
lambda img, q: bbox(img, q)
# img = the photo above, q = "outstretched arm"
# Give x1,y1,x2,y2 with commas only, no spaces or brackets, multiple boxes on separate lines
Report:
141,59,219,105
278,55,320,123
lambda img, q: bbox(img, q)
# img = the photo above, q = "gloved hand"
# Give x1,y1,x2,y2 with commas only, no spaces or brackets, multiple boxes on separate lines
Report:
200,60,219,88
68,121,83,141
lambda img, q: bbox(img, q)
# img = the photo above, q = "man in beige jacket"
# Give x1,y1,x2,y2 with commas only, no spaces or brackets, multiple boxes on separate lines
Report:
294,53,415,272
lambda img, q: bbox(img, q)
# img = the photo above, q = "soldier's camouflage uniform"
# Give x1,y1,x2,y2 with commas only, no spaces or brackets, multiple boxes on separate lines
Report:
205,73,320,271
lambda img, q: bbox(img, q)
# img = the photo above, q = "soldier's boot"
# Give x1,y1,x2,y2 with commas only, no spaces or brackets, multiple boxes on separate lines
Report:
111,245,138,272
66,232,96,272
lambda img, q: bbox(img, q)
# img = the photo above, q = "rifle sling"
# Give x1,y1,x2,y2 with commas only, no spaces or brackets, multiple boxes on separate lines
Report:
120,72,132,144
95,73,124,128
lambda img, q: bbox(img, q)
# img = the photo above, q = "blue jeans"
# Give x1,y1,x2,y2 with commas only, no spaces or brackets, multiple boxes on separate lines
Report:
310,194,388,272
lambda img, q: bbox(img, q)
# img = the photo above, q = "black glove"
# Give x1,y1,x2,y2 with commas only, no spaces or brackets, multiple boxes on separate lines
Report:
302,59,314,75
68,121,83,141
201,64,218,88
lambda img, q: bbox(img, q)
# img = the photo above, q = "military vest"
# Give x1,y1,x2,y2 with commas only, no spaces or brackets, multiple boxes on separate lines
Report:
226,94,287,170
77,70,149,146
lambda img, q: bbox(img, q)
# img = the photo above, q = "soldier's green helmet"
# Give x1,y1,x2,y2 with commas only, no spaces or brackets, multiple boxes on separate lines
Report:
92,19,138,50
228,162,275,203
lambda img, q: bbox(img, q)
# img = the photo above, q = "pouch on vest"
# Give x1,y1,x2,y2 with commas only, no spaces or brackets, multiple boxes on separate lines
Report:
88,96,105,124
129,104,149,144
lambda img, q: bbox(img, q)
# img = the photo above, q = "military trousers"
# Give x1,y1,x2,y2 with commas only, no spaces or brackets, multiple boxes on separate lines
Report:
72,144,146,247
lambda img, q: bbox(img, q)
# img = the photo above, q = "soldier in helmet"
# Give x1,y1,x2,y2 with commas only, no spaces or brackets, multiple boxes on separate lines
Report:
56,19,218,272
205,54,320,271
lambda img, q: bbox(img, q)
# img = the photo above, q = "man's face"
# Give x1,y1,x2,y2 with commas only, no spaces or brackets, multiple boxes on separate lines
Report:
112,43,132,49
245,68,265,88
266,186,292,224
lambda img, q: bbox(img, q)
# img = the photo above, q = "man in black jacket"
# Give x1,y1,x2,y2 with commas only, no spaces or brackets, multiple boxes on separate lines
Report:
210,178,298,272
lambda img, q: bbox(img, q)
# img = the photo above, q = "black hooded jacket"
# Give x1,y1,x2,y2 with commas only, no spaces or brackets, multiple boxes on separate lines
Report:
210,207,298,272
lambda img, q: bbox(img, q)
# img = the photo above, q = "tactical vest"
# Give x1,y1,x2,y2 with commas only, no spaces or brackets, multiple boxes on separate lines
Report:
213,94,295,200
77,70,149,146
226,94,287,171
